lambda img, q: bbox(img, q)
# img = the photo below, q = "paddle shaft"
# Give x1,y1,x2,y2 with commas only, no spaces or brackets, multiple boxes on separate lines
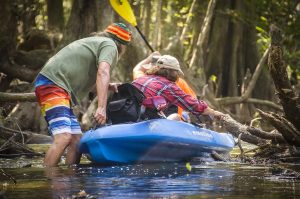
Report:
135,26,155,52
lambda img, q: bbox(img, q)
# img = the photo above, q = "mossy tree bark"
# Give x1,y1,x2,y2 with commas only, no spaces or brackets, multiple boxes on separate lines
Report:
47,0,64,32
267,25,300,132
62,0,99,45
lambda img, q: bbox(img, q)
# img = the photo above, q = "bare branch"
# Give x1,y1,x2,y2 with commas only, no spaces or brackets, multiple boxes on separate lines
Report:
0,92,36,102
216,97,282,111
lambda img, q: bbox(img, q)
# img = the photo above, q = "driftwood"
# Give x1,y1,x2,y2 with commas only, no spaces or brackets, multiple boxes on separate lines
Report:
4,102,48,134
247,127,286,144
0,125,52,144
258,110,300,146
0,127,44,158
221,115,268,145
0,92,36,102
0,128,44,156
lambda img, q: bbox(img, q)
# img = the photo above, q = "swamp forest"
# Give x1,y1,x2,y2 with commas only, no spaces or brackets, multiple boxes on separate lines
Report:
0,0,300,198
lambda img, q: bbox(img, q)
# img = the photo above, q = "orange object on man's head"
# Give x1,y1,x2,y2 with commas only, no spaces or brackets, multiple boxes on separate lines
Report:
105,23,132,45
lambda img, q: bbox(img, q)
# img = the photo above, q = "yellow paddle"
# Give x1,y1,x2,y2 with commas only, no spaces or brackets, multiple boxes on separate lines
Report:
110,0,155,52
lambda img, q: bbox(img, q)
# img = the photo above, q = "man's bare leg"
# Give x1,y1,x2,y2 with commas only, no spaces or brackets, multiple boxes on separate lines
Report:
44,133,72,167
66,134,82,165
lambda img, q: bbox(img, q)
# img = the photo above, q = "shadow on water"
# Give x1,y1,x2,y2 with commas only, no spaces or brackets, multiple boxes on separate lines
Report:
1,159,300,199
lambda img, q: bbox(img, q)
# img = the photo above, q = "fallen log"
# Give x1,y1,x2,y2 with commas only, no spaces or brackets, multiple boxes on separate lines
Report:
0,92,36,102
258,109,300,146
0,125,52,144
247,127,286,144
222,115,268,146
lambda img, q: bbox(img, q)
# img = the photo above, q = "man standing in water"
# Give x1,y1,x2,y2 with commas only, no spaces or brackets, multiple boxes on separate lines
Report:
34,23,132,167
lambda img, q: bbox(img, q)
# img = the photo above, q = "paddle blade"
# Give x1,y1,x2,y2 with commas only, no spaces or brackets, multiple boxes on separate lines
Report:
110,0,137,26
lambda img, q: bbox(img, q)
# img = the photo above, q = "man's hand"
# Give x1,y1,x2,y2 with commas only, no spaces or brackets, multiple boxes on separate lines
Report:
94,107,107,124
108,83,121,93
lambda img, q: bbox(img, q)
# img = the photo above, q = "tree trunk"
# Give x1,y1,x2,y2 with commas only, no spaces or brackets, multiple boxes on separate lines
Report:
189,0,216,72
153,0,162,50
0,0,17,61
204,0,273,103
97,0,113,29
184,1,203,66
62,0,99,45
47,0,64,31
142,0,151,39
180,0,197,42
0,0,18,91
22,0,40,34
268,25,300,131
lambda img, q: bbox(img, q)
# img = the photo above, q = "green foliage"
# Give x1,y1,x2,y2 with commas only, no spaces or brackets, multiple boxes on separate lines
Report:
254,0,300,72
255,25,270,54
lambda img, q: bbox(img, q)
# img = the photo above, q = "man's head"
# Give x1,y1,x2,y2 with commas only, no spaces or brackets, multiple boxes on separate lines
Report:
145,55,183,82
105,23,132,45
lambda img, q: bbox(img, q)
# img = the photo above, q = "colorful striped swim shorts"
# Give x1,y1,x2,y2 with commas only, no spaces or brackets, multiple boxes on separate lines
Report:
35,84,82,136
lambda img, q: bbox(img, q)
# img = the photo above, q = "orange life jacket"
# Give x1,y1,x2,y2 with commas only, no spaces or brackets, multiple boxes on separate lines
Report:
176,78,197,117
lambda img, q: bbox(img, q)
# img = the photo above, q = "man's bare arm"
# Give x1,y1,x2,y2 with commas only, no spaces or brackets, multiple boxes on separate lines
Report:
94,61,111,124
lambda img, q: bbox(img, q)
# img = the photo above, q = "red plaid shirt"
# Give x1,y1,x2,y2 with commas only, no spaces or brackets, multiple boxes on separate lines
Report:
132,75,208,115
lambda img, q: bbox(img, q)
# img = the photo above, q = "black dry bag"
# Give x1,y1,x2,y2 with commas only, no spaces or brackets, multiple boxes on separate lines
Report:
107,83,145,124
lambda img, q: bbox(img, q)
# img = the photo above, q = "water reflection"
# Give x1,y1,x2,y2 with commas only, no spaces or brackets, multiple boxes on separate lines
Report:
44,167,75,198
1,162,300,198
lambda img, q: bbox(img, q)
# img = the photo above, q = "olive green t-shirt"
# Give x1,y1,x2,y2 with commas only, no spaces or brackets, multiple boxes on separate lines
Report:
40,36,118,104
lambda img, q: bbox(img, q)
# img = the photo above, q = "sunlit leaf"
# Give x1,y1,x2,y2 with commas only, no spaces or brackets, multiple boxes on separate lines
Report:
185,162,192,172
210,75,217,82
255,26,265,33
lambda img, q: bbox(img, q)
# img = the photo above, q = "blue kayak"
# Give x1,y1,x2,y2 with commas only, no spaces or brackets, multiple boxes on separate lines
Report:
79,119,235,164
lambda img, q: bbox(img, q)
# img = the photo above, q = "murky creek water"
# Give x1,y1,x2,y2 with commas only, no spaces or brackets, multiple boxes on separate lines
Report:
0,145,300,199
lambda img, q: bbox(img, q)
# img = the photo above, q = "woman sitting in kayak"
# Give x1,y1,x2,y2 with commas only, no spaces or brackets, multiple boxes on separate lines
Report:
133,52,197,121
132,54,224,121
